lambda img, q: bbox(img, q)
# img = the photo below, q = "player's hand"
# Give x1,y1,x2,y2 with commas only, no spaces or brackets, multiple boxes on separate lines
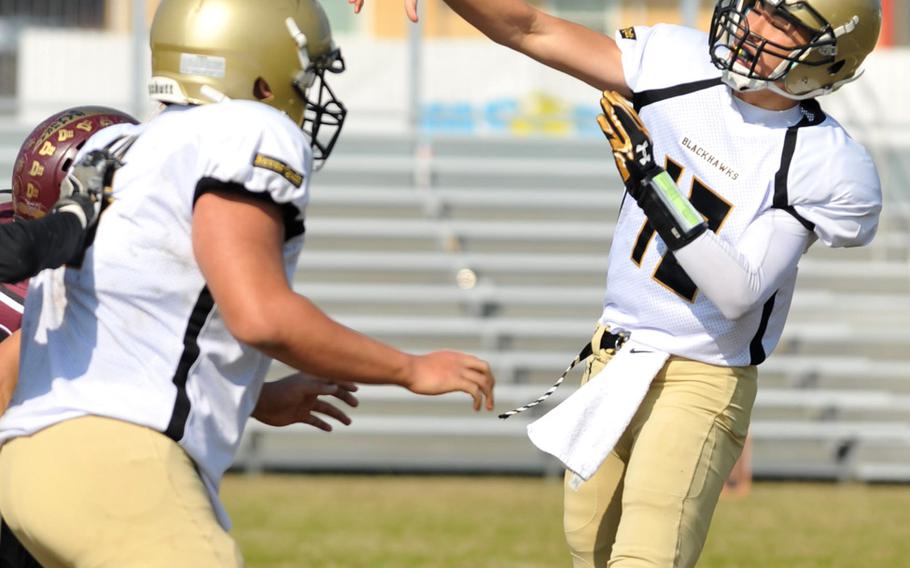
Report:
252,373,359,430
404,0,419,22
403,351,495,411
598,90,707,250
348,0,419,23
596,90,658,198
54,149,122,229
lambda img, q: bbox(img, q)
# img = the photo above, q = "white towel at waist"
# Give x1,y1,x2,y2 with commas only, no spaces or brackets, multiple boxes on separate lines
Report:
526,339,669,480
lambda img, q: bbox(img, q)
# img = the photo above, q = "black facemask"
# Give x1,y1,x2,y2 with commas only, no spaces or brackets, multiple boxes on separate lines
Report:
708,0,833,83
295,49,348,170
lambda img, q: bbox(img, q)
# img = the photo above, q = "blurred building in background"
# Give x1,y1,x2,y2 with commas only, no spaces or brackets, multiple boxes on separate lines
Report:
0,0,907,130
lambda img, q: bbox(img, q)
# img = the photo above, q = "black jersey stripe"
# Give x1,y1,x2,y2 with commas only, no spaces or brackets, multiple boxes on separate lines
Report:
194,177,305,241
749,292,777,365
164,286,215,442
772,98,827,230
632,77,724,112
751,102,827,363
773,129,816,231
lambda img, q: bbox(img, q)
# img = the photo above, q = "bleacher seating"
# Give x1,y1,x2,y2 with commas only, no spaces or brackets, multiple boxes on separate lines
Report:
2,127,909,481
244,132,910,481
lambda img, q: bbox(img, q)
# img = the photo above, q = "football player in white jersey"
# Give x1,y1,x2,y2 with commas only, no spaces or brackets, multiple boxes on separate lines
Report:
0,106,140,568
356,0,882,566
0,1,495,566
0,105,363,567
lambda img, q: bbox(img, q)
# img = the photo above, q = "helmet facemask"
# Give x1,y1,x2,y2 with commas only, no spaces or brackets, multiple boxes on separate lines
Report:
291,57,347,170
286,17,347,169
709,0,861,99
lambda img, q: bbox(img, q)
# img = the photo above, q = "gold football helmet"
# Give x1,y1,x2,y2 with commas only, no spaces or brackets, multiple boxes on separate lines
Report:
709,0,882,99
149,0,347,164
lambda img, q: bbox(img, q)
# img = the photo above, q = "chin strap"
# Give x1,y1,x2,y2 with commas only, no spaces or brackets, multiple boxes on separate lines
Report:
199,85,230,103
722,67,864,101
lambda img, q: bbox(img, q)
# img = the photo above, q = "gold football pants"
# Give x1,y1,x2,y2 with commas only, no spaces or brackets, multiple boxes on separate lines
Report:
564,326,757,568
0,415,243,568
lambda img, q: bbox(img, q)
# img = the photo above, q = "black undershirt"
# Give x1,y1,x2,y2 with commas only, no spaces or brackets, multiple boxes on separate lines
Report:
0,212,86,283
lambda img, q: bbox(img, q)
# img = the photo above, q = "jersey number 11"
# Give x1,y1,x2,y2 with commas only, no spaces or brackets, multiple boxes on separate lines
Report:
630,156,732,302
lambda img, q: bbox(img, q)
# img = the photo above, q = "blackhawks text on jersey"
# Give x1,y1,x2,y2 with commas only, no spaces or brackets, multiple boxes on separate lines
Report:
600,24,881,366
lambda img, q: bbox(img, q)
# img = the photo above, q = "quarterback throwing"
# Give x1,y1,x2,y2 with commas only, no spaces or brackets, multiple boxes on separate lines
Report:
359,0,884,566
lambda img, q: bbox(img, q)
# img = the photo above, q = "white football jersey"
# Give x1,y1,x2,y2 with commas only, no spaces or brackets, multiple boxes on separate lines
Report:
600,25,881,366
0,100,312,528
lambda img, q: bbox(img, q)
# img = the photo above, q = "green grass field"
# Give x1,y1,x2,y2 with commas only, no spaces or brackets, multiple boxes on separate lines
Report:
223,474,910,567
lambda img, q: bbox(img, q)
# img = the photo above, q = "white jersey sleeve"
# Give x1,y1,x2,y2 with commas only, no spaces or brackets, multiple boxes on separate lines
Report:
615,24,718,93
615,25,658,93
195,101,312,211
601,24,881,366
788,135,881,248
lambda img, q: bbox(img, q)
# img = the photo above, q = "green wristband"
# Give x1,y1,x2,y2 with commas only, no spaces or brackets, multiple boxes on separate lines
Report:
650,170,704,230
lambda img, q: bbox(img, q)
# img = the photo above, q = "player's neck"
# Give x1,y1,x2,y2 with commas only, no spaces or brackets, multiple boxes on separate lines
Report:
732,89,800,111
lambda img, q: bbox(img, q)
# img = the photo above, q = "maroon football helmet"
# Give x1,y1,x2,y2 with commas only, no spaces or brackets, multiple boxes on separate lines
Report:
11,106,138,220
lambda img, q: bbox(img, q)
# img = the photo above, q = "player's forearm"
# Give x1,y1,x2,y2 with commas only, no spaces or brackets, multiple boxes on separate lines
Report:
441,0,539,48
243,292,414,388
674,210,809,320
0,330,21,415
0,211,86,283
440,1,626,93
674,232,769,320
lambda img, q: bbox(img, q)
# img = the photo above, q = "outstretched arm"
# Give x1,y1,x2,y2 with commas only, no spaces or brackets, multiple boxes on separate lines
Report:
0,210,88,283
193,190,495,411
0,148,121,283
351,0,629,95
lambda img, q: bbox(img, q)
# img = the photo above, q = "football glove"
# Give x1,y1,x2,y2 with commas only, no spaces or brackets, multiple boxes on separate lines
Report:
597,90,659,194
597,91,707,251
54,149,122,230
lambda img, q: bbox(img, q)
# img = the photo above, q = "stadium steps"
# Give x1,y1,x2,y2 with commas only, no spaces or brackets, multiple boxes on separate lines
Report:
276,314,910,361
235,385,910,481
295,250,910,293
3,125,909,480
295,282,910,325
280,132,910,479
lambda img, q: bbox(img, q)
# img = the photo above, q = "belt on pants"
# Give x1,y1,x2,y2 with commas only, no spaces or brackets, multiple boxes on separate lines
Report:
498,329,629,419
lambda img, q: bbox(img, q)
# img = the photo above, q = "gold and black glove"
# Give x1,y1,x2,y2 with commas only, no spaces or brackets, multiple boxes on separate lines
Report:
597,91,706,251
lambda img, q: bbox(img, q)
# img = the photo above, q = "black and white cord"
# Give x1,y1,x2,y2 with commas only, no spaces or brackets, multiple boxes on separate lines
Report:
497,345,593,419
498,331,627,420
